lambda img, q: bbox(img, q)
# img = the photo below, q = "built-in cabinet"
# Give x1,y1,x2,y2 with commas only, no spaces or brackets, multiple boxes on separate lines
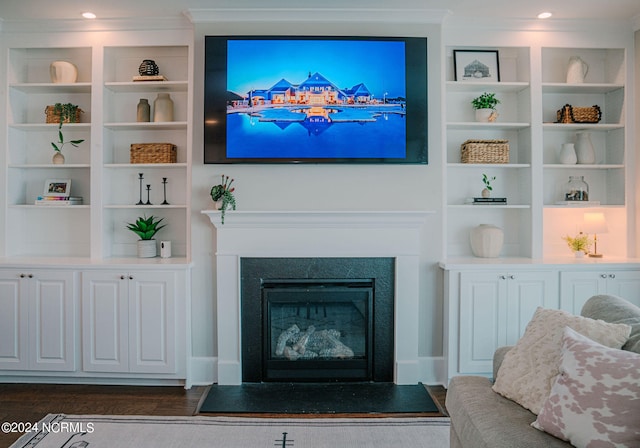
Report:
443,262,640,382
444,45,630,259
0,269,76,371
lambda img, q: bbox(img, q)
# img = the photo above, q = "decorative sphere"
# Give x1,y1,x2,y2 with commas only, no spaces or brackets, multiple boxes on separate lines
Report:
139,59,159,76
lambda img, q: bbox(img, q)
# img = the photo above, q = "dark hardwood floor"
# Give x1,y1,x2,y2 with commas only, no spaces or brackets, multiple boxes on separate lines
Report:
0,383,447,447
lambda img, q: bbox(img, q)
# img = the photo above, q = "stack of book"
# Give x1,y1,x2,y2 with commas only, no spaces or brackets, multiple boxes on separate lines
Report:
472,197,507,205
35,196,83,206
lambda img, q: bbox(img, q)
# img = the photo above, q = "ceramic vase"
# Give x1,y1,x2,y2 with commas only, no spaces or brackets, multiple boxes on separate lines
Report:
137,240,157,258
475,109,496,122
50,61,78,83
559,143,577,164
52,152,65,164
137,98,150,122
138,59,159,76
575,131,595,164
470,224,504,258
153,93,174,122
566,56,588,83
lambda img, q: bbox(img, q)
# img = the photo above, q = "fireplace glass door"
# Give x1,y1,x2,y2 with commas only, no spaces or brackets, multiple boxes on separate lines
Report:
262,279,373,381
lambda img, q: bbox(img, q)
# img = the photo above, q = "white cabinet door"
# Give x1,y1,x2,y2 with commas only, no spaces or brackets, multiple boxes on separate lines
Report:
0,269,76,372
560,270,640,314
82,271,129,372
29,271,76,371
0,271,28,369
128,271,176,374
458,270,558,375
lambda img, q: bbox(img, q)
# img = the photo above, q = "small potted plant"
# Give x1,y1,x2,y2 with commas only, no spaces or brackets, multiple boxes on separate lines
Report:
210,175,236,224
481,174,496,198
471,92,500,122
126,215,166,258
50,121,84,164
562,232,592,258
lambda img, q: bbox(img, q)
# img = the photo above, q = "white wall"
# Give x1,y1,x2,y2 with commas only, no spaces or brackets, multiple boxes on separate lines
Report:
189,20,444,378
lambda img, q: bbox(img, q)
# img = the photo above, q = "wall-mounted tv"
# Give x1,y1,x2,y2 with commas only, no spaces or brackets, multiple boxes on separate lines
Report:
204,36,428,164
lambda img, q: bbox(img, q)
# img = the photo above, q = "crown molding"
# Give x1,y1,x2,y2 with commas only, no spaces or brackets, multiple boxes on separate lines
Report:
0,16,192,33
185,8,450,24
443,16,637,34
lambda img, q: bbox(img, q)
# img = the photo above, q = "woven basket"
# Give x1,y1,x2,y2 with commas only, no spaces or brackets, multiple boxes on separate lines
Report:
45,105,83,124
130,143,177,164
461,140,509,164
556,104,602,123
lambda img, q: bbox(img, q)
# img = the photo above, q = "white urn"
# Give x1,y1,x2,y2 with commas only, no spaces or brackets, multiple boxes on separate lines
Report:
470,224,504,258
50,61,78,83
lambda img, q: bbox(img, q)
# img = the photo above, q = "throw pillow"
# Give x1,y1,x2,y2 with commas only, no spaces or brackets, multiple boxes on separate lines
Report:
532,326,640,448
492,307,631,414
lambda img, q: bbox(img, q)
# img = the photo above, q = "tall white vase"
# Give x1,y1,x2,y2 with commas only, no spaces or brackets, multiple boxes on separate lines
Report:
575,131,595,164
470,224,504,258
153,93,174,122
559,143,577,164
566,56,588,83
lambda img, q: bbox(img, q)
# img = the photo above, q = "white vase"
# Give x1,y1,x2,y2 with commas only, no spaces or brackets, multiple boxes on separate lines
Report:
575,131,595,164
137,239,157,258
475,108,496,122
52,152,65,165
470,224,504,258
153,93,174,122
559,143,577,164
50,61,78,83
136,98,150,122
566,56,588,83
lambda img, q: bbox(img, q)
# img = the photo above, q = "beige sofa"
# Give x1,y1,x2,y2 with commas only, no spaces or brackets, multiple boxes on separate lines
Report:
445,294,640,448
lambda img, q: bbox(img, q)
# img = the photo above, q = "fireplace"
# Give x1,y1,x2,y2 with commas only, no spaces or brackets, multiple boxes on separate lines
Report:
201,210,431,385
241,258,394,382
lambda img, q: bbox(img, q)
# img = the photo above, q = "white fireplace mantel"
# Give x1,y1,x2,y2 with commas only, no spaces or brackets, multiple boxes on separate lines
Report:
202,210,434,385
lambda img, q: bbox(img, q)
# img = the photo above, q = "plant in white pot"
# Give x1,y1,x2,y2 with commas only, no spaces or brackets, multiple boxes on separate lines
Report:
50,121,85,164
471,92,500,122
126,215,166,258
210,175,236,224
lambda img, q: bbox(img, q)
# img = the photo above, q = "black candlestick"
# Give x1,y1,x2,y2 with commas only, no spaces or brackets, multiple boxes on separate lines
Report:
161,177,169,205
145,184,152,205
136,173,144,205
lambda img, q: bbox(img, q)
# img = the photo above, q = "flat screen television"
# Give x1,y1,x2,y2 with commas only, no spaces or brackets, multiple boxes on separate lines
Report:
204,36,428,164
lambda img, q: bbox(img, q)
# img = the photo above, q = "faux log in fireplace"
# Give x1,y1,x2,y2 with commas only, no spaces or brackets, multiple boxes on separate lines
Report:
241,258,394,383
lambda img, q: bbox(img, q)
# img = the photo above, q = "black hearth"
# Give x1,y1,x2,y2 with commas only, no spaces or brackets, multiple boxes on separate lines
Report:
241,258,394,383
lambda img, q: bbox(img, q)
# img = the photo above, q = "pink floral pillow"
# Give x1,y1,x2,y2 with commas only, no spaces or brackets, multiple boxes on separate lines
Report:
532,326,640,448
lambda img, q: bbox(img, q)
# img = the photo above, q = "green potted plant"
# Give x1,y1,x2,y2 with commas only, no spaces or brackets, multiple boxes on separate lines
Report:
126,215,166,258
562,232,592,257
210,175,236,224
481,174,496,198
50,121,85,164
471,92,500,122
48,102,83,123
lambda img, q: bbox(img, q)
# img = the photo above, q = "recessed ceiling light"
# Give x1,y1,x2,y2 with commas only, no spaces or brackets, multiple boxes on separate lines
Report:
537,12,553,19
82,12,97,19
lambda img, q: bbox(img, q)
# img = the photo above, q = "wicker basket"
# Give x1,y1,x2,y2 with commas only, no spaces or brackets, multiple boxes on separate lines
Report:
45,105,83,124
130,143,177,164
461,140,509,164
556,104,602,123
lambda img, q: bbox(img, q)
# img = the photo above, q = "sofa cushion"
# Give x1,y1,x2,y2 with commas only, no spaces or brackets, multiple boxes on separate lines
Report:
532,326,640,448
492,307,631,415
581,294,640,353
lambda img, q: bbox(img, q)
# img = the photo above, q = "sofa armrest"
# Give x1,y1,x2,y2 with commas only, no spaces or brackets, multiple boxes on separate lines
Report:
493,346,513,380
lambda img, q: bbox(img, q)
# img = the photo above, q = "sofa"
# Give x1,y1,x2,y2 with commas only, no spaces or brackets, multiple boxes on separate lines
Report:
445,294,640,448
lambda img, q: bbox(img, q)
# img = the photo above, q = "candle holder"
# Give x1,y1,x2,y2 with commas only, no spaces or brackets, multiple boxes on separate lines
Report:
136,173,144,205
145,184,152,205
161,177,169,205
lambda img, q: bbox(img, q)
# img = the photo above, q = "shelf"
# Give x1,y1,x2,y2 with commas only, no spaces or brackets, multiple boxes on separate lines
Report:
447,122,530,130
543,123,623,131
9,204,90,209
542,83,624,94
104,121,187,131
543,164,624,170
104,204,187,209
446,81,530,93
9,82,92,94
9,164,91,169
104,163,187,169
448,204,531,209
10,123,91,131
104,81,188,93
448,163,530,169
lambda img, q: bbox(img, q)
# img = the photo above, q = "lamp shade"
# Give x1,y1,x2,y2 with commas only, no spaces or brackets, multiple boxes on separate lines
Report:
583,212,608,234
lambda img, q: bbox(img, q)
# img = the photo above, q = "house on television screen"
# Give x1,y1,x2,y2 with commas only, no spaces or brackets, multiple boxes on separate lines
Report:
242,72,376,106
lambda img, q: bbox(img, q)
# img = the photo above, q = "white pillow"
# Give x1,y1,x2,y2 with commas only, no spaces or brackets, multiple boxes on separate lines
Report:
532,326,640,447
492,307,631,414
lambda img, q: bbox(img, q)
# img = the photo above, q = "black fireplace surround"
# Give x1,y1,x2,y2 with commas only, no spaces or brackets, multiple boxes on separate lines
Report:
241,257,395,383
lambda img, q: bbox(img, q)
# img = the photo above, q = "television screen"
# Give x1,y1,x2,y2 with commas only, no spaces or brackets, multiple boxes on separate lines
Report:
204,36,428,164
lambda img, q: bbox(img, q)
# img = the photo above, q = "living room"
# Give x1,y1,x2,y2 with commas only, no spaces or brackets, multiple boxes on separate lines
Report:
0,1,639,446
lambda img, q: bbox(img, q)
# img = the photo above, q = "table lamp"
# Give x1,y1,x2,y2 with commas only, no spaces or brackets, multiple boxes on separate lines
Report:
583,212,608,258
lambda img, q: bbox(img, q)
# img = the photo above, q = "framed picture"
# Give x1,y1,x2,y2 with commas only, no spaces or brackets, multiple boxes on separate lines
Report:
44,179,71,198
454,50,500,82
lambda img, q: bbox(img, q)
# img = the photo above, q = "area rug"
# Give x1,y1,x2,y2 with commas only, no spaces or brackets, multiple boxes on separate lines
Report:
10,414,450,448
199,382,440,414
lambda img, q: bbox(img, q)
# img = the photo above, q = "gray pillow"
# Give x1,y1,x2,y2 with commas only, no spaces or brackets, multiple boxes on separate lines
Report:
581,294,640,353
